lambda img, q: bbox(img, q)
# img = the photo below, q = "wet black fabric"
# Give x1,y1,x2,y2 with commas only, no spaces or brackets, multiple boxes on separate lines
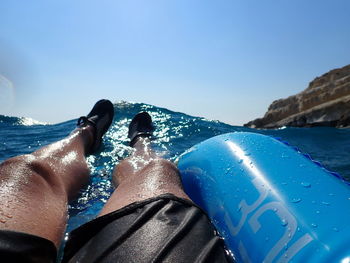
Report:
63,194,229,263
0,229,57,263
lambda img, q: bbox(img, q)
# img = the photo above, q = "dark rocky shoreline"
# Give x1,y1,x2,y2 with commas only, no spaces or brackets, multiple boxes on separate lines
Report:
244,64,350,129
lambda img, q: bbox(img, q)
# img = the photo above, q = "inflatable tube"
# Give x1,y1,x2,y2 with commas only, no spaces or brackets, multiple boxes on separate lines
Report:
177,132,350,263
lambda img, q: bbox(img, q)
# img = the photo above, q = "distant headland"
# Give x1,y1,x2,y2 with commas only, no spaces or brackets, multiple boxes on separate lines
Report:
244,64,350,129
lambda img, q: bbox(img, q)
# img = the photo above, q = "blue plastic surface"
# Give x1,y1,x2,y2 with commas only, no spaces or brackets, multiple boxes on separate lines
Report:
177,132,350,263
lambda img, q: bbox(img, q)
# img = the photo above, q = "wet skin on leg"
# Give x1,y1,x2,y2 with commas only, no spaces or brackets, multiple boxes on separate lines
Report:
99,137,190,217
0,126,94,247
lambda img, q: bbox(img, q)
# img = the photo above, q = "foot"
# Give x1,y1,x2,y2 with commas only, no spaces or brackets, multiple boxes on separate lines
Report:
77,99,114,154
128,112,154,146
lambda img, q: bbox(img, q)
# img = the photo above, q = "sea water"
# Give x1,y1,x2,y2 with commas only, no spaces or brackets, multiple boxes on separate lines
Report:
1,101,349,234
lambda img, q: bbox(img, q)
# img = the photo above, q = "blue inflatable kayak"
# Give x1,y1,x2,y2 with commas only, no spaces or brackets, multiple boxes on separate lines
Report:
177,132,350,263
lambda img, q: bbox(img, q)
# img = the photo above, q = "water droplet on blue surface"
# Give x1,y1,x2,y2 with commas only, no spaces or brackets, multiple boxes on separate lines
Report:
244,153,251,156
281,153,289,158
321,201,330,206
328,193,335,197
238,159,243,164
281,219,288,226
315,210,320,214
273,208,278,212
301,182,311,188
282,182,288,185
265,237,269,242
291,198,302,203
311,223,318,228
332,227,339,232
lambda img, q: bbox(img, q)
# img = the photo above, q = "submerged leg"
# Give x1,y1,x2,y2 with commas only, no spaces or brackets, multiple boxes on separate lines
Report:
0,99,114,247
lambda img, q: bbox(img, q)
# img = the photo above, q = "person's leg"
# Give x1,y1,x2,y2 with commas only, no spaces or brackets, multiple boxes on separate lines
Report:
0,99,114,247
0,126,92,246
99,112,189,216
99,136,189,216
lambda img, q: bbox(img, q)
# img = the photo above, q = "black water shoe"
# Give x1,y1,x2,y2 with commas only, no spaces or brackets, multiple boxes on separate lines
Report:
77,99,114,154
128,112,154,146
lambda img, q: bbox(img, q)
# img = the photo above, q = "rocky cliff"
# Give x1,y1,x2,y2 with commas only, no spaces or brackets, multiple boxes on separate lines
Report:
244,64,350,128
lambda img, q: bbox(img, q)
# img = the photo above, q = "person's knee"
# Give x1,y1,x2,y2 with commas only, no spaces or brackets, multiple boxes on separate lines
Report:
147,158,178,172
0,154,35,175
142,158,182,183
113,157,181,187
0,154,62,191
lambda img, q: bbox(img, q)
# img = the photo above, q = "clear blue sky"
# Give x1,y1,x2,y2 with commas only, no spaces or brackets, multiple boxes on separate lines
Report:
1,0,350,125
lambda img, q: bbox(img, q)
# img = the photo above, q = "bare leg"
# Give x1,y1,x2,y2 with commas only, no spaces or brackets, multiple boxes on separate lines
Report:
0,126,94,246
0,99,114,248
99,137,189,216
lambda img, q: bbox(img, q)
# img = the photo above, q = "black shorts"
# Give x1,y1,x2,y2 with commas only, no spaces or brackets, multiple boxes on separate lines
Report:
0,194,230,262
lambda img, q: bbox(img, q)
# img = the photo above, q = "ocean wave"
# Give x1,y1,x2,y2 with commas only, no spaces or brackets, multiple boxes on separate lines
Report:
0,115,48,126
